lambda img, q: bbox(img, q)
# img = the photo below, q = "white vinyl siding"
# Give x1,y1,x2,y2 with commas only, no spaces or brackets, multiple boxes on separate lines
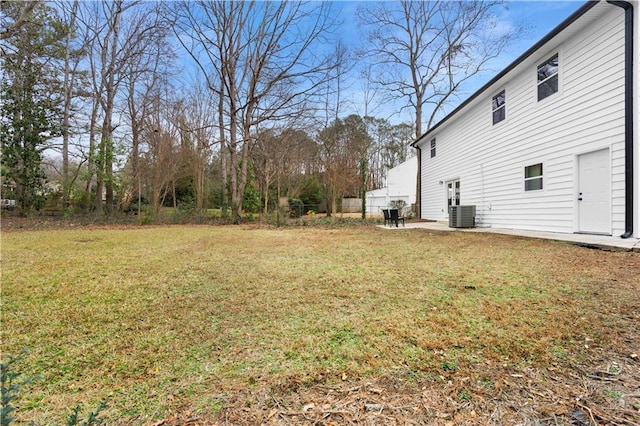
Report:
419,5,626,235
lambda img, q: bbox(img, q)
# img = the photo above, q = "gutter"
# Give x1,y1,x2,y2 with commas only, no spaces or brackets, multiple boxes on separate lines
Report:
607,1,634,238
415,145,422,219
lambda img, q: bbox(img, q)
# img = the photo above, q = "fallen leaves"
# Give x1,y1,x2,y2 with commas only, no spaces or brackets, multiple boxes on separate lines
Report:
194,356,640,425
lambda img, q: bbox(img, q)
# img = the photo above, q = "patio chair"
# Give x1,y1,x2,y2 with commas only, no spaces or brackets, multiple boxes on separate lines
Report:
389,208,404,227
382,209,391,226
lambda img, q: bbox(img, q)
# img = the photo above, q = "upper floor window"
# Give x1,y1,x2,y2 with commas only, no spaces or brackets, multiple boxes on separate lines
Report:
430,138,436,158
537,53,558,101
492,90,506,124
524,163,543,191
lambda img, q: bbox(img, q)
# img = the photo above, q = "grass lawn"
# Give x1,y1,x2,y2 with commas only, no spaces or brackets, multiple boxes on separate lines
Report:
2,225,639,424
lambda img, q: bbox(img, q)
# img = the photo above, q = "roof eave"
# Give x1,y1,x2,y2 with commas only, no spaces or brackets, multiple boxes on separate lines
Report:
411,0,600,148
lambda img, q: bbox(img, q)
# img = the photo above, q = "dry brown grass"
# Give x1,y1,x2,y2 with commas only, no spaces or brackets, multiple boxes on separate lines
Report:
2,224,639,425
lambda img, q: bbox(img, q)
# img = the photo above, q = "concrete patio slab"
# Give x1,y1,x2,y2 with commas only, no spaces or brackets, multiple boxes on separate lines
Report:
378,221,640,252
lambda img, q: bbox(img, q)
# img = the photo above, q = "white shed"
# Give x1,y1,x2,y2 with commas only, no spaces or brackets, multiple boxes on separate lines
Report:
412,1,639,238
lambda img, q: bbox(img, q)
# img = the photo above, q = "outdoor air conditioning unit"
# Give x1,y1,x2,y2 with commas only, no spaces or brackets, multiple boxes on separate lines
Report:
449,205,476,228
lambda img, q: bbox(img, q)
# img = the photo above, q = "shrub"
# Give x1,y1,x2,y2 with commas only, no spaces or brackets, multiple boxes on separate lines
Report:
288,198,304,218
242,184,261,214
66,400,109,426
1,350,39,426
389,199,407,211
299,174,324,212
1,351,107,426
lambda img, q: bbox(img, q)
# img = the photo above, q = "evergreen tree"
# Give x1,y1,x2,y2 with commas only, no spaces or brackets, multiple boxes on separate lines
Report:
1,2,66,213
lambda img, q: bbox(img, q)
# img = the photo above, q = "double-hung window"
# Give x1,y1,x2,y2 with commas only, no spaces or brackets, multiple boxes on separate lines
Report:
492,90,506,124
524,163,543,191
537,53,558,101
430,138,436,158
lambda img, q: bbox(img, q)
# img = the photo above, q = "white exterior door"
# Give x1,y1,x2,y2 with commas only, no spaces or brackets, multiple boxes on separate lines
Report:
446,179,460,216
578,149,610,234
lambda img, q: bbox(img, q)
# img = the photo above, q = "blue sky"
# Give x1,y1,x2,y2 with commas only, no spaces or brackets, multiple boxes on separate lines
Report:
487,1,585,64
331,0,586,123
174,1,588,127
337,0,584,68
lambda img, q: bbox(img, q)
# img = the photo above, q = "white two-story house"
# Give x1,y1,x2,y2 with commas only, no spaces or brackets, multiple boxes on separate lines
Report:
412,0,638,238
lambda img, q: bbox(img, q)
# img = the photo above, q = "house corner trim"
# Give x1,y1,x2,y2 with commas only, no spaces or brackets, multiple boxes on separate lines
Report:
607,0,635,238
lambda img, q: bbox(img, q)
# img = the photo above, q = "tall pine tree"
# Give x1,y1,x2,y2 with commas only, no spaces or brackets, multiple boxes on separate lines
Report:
1,2,67,213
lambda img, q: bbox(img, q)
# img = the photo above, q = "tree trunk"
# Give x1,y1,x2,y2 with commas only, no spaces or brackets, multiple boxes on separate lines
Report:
85,92,99,211
61,3,73,209
103,3,121,215
360,157,366,219
263,159,270,217
228,118,239,223
236,121,252,221
276,173,281,227
218,88,228,218
415,99,422,138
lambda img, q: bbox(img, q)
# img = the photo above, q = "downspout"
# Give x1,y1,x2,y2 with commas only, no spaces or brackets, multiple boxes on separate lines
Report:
415,145,422,219
607,0,634,238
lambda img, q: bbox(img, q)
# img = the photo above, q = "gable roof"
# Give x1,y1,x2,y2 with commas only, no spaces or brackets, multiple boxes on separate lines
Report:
411,0,600,147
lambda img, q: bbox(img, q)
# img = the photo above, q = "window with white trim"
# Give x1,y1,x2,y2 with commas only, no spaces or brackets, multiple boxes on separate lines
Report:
524,163,543,191
537,53,558,101
492,90,505,125
430,138,436,158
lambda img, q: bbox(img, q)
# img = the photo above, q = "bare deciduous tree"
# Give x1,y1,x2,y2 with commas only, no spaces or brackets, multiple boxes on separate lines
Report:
57,0,89,210
172,83,216,212
358,0,518,137
318,115,371,216
78,1,171,213
123,4,174,212
254,128,315,223
144,124,178,214
362,117,414,191
174,1,338,222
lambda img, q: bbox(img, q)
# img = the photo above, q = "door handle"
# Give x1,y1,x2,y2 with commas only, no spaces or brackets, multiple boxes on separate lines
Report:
578,192,583,201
